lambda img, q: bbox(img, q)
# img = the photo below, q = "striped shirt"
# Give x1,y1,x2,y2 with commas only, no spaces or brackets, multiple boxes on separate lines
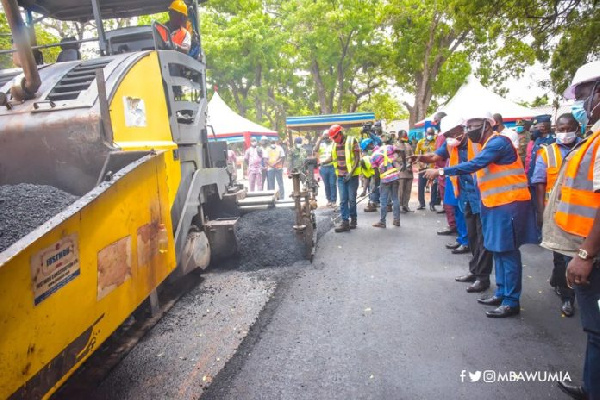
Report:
336,143,347,175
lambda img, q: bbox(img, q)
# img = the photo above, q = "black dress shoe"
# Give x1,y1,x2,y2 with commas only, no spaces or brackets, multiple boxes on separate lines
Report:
455,274,476,283
437,227,457,236
561,299,575,317
436,209,446,214
430,204,437,212
486,305,520,318
451,244,470,254
417,205,425,210
557,381,588,400
477,296,502,306
402,206,413,213
467,280,490,293
445,242,461,250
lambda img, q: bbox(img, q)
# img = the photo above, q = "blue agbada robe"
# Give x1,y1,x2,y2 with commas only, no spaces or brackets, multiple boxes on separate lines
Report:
444,136,538,252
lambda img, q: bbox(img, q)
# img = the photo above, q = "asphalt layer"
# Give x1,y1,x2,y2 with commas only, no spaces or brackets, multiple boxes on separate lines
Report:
202,207,586,400
0,184,78,252
62,203,586,400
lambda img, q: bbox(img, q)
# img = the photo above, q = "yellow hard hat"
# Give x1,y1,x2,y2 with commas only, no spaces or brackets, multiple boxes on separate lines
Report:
168,0,188,15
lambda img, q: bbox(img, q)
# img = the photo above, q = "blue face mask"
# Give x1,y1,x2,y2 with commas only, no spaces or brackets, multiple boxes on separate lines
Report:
515,126,524,133
572,100,589,134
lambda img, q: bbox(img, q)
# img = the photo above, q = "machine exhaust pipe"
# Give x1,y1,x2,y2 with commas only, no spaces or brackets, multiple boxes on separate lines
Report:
2,0,42,101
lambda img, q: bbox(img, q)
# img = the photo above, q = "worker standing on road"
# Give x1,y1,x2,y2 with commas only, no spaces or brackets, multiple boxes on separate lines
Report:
541,61,600,400
414,118,493,293
416,128,439,211
267,138,286,198
244,138,263,192
360,138,379,213
531,113,582,318
314,131,337,207
165,0,192,52
323,125,361,232
288,137,308,176
424,111,537,318
396,130,414,213
370,145,401,228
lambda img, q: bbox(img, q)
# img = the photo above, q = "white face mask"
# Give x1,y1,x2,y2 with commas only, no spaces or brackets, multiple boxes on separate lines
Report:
446,137,460,148
556,131,577,144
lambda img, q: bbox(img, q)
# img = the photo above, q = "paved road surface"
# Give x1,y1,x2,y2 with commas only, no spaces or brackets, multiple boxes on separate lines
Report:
202,207,585,400
79,202,585,400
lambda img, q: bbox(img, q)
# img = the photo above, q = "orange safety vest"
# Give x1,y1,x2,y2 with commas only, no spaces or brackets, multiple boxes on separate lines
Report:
555,130,600,238
475,134,531,207
449,139,480,196
540,143,563,205
158,25,188,46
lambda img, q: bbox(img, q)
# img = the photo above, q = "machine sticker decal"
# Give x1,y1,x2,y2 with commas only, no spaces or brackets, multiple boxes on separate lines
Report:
97,236,132,300
30,234,80,305
123,96,147,127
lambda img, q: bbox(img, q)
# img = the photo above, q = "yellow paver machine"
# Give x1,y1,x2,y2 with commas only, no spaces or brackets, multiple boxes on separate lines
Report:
0,0,244,397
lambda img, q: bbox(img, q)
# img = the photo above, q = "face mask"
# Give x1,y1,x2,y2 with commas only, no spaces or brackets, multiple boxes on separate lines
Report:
446,137,460,148
270,144,276,148
556,131,577,145
251,142,257,147
295,143,302,148
426,135,434,141
515,126,524,133
467,122,486,143
572,100,589,134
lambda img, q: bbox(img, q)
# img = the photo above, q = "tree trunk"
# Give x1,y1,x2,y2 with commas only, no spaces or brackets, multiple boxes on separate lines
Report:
255,64,263,122
311,58,331,114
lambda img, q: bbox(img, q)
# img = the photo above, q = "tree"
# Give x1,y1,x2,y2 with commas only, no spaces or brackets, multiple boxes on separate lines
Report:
385,0,536,128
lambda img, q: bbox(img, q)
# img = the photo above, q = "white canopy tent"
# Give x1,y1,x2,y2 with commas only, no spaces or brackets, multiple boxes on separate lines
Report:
206,92,279,146
434,76,535,123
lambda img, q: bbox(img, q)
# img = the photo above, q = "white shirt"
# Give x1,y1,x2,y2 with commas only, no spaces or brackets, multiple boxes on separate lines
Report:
500,128,519,149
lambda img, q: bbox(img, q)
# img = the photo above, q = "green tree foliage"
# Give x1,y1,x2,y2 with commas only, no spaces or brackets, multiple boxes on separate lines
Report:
385,0,536,127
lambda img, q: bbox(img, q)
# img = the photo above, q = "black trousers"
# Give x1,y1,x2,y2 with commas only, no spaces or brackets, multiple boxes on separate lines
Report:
550,251,575,301
464,202,493,280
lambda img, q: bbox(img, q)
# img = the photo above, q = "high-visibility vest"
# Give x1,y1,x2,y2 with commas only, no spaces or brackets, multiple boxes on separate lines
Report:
449,139,480,196
540,143,563,205
476,134,531,207
361,156,375,178
318,142,334,165
380,145,400,183
555,130,600,238
332,136,362,177
158,26,189,47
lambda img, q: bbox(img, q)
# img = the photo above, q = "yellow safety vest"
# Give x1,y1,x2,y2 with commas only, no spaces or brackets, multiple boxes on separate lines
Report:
361,156,375,178
332,136,362,177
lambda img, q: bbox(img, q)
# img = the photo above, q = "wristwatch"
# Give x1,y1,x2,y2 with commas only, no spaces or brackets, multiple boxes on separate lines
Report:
438,168,445,176
577,249,591,261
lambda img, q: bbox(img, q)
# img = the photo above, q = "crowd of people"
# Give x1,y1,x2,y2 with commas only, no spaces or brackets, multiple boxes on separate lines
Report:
314,62,599,400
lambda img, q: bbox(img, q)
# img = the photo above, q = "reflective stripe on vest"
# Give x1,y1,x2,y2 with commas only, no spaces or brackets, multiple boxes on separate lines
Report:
380,146,400,183
475,134,531,207
449,139,479,196
318,142,334,164
362,156,375,178
172,28,188,46
540,143,563,204
331,136,362,177
555,130,600,237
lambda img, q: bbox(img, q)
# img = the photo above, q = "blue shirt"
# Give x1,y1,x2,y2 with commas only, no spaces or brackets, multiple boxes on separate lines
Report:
443,135,538,252
527,135,556,182
435,141,481,214
530,139,581,185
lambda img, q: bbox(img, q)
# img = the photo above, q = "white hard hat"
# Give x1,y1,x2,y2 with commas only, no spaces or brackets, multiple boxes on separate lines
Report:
440,114,464,135
563,61,600,100
464,110,495,127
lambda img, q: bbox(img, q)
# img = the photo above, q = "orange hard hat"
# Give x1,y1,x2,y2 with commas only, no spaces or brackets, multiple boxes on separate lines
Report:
328,124,343,138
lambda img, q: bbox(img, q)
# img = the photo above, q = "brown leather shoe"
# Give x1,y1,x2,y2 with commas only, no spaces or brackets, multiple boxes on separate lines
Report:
364,204,377,212
372,221,386,228
335,220,350,232
393,219,400,227
349,218,357,229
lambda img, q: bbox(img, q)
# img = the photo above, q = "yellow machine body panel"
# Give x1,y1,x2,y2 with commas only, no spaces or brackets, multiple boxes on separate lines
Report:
109,51,181,208
0,152,177,399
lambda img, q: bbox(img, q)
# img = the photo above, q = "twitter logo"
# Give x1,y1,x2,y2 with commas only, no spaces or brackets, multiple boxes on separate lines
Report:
469,371,482,382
